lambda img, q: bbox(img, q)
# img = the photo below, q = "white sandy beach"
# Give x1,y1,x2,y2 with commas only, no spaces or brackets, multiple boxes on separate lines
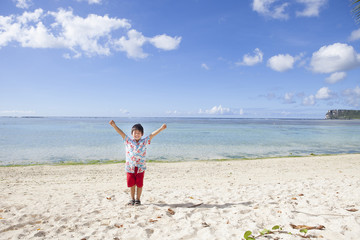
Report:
1,154,360,239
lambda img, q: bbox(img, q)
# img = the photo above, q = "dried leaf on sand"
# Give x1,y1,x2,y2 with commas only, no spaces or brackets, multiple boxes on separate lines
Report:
202,222,210,227
290,224,325,230
167,208,175,215
346,208,358,212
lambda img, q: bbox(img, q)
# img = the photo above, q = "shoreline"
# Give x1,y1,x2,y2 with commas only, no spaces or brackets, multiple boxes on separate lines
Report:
1,154,359,239
1,152,360,167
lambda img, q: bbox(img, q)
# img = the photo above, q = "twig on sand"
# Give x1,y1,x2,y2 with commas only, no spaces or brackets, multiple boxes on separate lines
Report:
290,224,325,230
188,203,203,208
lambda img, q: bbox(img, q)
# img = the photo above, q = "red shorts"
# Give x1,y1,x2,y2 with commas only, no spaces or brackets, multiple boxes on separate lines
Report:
127,167,145,188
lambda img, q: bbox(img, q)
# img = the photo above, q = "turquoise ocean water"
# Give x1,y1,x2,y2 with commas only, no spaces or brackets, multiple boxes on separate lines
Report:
1,117,360,165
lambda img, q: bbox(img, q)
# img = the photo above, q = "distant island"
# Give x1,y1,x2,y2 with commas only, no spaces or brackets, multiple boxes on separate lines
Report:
326,109,360,119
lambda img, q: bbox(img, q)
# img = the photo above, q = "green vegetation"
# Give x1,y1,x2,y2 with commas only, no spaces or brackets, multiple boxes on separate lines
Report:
0,159,124,167
0,153,356,168
55,159,125,166
326,110,360,119
243,225,319,239
352,0,360,23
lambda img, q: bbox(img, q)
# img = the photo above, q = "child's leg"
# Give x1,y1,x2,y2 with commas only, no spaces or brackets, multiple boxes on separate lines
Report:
130,186,136,200
127,171,137,200
135,170,144,201
136,187,142,200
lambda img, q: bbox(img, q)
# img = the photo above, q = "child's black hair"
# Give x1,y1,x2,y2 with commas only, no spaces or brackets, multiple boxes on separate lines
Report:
131,123,144,135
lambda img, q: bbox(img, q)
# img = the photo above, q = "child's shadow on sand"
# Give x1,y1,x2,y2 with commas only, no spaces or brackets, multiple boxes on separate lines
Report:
152,201,253,209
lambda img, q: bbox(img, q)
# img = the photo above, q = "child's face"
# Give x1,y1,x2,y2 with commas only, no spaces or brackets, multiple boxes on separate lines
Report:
132,129,143,141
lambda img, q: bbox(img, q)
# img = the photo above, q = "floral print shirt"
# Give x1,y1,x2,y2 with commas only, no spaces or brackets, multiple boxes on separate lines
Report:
124,135,151,173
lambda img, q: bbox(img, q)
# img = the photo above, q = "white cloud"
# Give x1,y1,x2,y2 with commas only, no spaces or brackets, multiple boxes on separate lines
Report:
267,54,295,72
296,0,327,17
252,0,289,20
148,34,181,51
0,16,17,47
17,8,44,24
14,0,32,9
113,31,181,59
302,95,315,105
166,110,179,115
0,110,35,116
315,87,332,99
343,86,360,107
325,72,346,84
113,29,148,59
201,63,210,70
21,22,63,48
252,0,327,20
266,92,276,100
237,48,263,66
63,53,71,59
119,109,130,115
284,92,295,104
0,9,63,49
50,8,131,57
302,87,334,106
77,0,102,4
349,28,360,42
310,43,360,74
199,105,243,115
0,8,130,55
0,8,181,59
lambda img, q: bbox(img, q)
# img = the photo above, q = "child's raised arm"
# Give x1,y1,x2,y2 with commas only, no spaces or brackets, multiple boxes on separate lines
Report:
150,124,167,140
109,120,126,140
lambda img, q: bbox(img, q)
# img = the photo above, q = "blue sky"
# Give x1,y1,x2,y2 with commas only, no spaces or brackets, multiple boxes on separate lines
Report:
1,0,360,118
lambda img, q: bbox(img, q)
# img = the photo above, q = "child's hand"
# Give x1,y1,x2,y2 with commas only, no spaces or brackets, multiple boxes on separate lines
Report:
109,120,116,127
150,124,167,140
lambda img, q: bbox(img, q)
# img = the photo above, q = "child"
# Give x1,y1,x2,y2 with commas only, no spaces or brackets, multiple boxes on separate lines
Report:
109,120,167,206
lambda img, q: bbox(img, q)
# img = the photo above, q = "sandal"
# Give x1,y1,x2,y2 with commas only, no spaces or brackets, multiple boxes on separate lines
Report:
135,200,141,206
127,199,135,206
